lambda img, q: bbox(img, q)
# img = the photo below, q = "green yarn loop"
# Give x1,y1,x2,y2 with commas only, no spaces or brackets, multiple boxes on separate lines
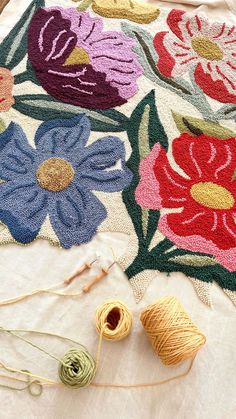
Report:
58,348,96,388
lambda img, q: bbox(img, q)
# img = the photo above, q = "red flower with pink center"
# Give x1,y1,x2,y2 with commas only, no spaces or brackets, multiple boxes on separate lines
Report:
154,9,236,103
135,133,236,271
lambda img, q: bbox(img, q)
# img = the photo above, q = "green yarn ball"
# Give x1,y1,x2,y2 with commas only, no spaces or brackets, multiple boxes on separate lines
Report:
58,348,96,388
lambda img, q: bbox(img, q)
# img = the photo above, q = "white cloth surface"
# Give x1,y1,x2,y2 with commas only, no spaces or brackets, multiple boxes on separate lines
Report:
0,1,236,418
149,0,236,17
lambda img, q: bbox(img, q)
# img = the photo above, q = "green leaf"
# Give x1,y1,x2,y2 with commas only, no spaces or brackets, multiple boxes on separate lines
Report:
13,95,129,132
122,90,167,251
172,112,236,139
127,90,168,150
0,0,45,69
169,255,217,267
26,60,41,86
215,104,236,120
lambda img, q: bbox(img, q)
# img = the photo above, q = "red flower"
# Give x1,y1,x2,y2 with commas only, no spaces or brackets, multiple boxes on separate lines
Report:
154,9,236,103
135,133,236,271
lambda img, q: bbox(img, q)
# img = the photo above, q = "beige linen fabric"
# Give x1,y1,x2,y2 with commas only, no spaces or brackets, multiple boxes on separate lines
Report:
0,1,236,418
149,0,236,17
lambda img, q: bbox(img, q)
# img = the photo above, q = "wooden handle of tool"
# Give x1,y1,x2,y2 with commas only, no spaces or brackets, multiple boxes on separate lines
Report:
82,268,108,293
64,262,91,285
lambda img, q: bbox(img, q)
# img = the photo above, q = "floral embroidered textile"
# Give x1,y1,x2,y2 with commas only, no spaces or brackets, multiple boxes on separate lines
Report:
135,133,236,272
0,0,236,306
154,10,236,103
0,115,132,247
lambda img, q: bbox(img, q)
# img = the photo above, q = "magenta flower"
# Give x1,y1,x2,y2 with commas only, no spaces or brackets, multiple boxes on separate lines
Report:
28,7,142,109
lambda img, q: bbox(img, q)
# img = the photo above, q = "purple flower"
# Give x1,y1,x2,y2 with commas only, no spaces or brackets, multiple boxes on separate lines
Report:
0,115,132,248
28,7,143,109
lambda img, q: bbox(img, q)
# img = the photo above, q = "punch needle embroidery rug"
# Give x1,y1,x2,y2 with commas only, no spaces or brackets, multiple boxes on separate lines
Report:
0,0,236,306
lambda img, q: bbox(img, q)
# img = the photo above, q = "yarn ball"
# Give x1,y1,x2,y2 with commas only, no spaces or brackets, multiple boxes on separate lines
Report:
95,300,133,341
140,296,206,365
58,348,96,388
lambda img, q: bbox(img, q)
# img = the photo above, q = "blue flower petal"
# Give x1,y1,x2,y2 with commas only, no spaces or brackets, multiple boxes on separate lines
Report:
48,185,106,248
0,174,48,242
0,122,36,181
35,114,91,155
0,209,39,243
76,136,133,192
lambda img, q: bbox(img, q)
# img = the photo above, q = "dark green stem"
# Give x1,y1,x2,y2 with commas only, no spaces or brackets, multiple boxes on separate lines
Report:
224,106,236,116
149,238,174,257
14,71,29,84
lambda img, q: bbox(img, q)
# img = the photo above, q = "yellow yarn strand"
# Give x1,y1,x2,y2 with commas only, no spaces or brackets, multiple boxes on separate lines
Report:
0,281,83,307
0,297,206,394
140,296,206,365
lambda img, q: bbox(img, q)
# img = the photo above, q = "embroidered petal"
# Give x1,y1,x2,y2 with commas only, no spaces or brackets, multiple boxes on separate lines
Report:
0,175,47,243
136,144,189,210
194,63,236,104
135,143,162,210
89,36,142,100
172,133,236,182
55,8,103,47
153,146,189,208
154,32,176,78
28,8,77,69
0,122,35,181
162,33,197,78
159,210,236,270
179,13,209,41
162,204,230,248
48,185,106,248
166,9,185,41
40,64,126,109
35,114,91,154
77,136,133,192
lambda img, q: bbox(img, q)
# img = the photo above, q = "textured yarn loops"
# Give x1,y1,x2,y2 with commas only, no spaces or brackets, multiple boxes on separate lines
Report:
95,300,133,341
140,296,206,365
58,348,96,388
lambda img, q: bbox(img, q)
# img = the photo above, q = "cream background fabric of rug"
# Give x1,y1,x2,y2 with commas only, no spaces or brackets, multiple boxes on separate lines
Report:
0,0,235,418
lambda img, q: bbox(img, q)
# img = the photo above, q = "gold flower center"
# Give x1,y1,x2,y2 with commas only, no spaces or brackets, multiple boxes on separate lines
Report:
63,47,90,66
36,157,75,192
191,37,223,61
190,182,234,209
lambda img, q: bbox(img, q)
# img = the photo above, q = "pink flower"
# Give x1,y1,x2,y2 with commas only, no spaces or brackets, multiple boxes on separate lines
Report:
135,133,236,271
154,9,236,103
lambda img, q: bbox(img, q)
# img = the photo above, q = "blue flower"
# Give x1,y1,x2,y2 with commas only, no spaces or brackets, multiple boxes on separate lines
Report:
0,115,132,248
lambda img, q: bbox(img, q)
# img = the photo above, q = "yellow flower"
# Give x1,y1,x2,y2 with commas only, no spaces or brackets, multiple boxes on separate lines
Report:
76,0,160,24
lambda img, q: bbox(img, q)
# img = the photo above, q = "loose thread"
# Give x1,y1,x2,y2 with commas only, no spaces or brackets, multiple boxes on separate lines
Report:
0,259,114,307
0,297,205,395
